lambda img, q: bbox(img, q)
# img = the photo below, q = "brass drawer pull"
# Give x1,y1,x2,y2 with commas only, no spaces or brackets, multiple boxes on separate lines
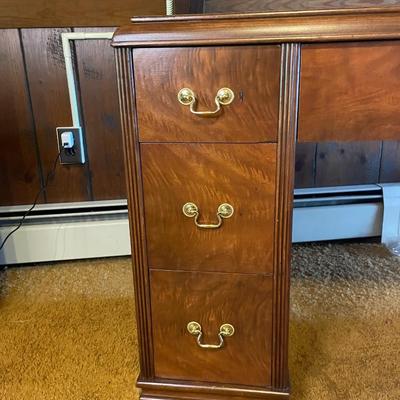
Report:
182,202,234,229
187,321,235,349
177,87,234,117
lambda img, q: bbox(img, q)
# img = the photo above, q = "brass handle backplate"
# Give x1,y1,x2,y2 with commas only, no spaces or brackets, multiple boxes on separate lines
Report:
177,87,234,117
187,321,235,349
182,202,234,229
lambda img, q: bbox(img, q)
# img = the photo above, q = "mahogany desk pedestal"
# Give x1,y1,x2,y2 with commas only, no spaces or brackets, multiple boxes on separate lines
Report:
112,7,400,399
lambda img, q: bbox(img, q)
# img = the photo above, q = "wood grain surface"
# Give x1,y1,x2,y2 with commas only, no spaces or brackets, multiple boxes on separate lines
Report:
294,143,317,188
138,379,289,400
133,46,280,142
315,142,382,186
299,41,400,142
271,43,299,390
75,28,126,200
22,28,90,202
150,270,273,387
113,9,400,48
175,0,205,13
0,0,165,28
115,48,154,377
0,29,41,206
141,143,277,274
380,141,400,183
205,0,398,13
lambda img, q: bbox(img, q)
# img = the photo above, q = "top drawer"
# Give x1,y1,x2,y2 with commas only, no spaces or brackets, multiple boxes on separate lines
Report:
133,46,281,143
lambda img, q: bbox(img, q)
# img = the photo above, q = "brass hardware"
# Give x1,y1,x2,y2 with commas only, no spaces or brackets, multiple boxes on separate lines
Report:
187,321,235,349
177,88,195,105
182,202,234,229
177,87,234,117
216,88,235,105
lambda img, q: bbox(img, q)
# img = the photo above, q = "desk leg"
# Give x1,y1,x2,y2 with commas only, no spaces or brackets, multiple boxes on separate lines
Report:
272,42,301,391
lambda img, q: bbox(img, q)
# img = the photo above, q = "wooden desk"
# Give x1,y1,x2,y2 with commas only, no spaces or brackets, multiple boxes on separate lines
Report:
112,7,400,400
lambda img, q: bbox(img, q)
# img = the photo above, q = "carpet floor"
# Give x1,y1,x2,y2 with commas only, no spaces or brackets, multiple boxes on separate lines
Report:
0,242,399,399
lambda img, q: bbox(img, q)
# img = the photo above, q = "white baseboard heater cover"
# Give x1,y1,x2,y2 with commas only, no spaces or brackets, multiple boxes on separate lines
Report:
0,184,396,265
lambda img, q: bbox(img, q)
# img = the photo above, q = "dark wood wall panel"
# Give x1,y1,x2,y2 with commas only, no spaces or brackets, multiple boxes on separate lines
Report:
21,28,91,203
380,141,400,183
174,0,205,13
205,0,397,13
296,142,397,188
74,28,126,200
315,142,382,187
1,0,165,28
0,29,42,206
294,143,316,188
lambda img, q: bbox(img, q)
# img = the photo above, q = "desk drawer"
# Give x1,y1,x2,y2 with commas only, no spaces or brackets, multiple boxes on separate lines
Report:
141,143,276,274
133,46,280,142
150,270,273,387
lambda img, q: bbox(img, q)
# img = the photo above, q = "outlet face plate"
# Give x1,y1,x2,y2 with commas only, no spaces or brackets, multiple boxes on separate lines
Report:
56,127,85,164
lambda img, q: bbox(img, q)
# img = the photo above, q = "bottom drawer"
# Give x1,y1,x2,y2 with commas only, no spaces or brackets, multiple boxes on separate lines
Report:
150,270,273,387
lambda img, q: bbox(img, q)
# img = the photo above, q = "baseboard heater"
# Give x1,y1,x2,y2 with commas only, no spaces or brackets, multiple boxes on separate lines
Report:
0,184,385,265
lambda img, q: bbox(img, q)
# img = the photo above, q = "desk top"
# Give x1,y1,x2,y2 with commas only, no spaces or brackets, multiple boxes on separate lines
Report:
112,5,400,47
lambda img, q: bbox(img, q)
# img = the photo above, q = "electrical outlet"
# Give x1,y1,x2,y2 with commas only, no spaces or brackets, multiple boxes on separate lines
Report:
56,127,85,164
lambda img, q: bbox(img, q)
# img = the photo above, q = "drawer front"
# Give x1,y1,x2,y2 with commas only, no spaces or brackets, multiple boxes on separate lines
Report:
299,41,400,142
133,46,281,142
150,270,273,387
141,143,276,274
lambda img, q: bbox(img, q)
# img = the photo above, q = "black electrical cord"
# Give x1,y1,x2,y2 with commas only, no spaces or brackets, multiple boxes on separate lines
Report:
0,151,62,252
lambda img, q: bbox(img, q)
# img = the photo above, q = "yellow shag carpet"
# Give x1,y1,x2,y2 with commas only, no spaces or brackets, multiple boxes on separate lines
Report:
0,242,399,399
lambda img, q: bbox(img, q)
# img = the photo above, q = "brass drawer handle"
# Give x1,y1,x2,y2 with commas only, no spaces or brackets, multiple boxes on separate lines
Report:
177,87,234,117
187,321,235,349
182,202,234,229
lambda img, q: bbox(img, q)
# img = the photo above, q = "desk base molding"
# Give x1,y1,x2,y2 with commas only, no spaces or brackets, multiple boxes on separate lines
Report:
138,379,290,400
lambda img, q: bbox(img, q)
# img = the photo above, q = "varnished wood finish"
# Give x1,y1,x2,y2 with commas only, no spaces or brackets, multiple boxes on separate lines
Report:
150,270,273,386
113,8,400,400
116,43,297,399
299,41,400,142
22,28,90,202
137,379,289,400
112,8,400,47
0,29,42,206
133,46,280,143
75,28,126,200
0,0,165,28
205,0,397,13
271,43,300,390
115,48,154,377
141,143,276,273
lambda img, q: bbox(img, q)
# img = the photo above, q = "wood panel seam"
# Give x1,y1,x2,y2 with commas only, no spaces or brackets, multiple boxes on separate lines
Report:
17,28,45,201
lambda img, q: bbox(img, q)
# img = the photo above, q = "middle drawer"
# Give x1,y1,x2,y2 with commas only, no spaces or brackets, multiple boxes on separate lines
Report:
141,143,277,274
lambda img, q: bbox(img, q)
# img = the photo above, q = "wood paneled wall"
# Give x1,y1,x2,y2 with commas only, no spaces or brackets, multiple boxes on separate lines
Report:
1,0,400,207
0,27,125,205
0,0,165,28
0,30,42,205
